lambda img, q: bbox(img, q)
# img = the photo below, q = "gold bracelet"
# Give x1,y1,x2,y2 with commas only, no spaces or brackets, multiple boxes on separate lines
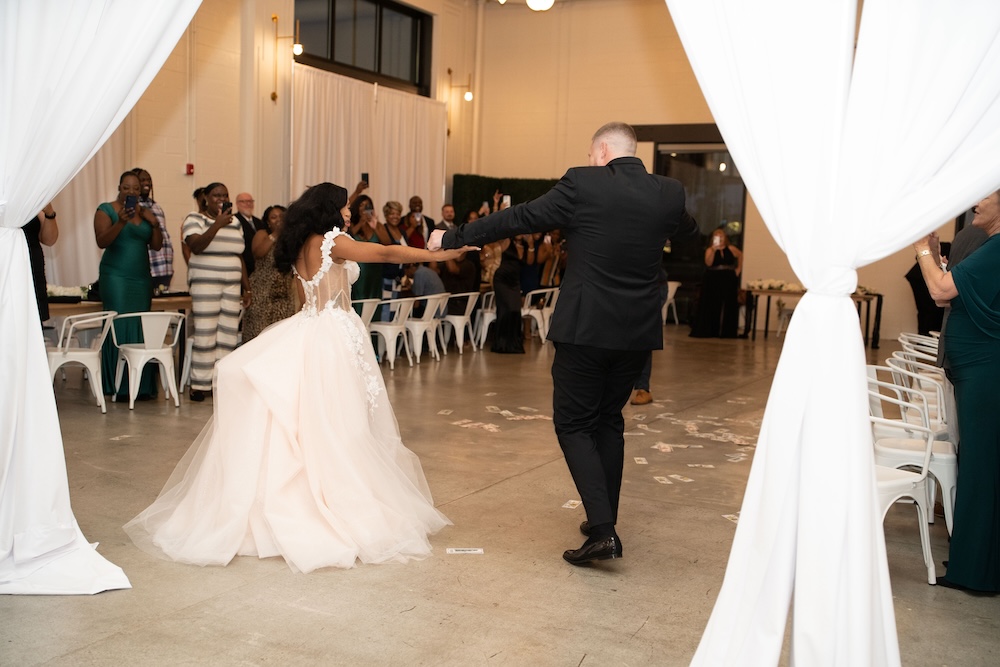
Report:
915,249,932,260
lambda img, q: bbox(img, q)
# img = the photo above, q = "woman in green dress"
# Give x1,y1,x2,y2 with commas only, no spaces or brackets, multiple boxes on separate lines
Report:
348,194,390,312
914,187,1000,593
94,171,163,399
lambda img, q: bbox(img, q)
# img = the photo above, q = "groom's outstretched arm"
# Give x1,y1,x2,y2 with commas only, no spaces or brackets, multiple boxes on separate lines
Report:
438,172,576,250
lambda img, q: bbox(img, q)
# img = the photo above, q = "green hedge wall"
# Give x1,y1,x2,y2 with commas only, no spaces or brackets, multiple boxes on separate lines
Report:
451,174,559,222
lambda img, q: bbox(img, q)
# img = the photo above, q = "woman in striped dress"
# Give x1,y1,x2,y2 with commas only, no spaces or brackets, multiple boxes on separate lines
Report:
183,182,250,402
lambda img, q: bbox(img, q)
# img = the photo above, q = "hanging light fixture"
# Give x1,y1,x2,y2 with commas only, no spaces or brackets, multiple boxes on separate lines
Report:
526,0,555,10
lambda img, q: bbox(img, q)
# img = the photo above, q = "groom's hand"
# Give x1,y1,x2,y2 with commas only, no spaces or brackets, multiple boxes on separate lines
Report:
427,229,445,251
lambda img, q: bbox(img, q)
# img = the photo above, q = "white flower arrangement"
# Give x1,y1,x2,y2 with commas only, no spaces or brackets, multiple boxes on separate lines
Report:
746,278,805,292
47,284,89,298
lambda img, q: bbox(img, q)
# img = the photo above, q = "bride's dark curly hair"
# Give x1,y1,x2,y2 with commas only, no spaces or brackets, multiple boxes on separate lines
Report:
274,183,350,273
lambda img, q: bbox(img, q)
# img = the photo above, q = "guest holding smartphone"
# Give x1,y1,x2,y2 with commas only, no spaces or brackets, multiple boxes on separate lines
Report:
94,170,163,399
183,182,249,402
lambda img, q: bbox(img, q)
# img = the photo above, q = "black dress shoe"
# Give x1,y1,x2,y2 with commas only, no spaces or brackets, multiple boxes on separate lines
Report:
579,520,591,537
562,536,622,566
189,390,206,402
934,577,998,596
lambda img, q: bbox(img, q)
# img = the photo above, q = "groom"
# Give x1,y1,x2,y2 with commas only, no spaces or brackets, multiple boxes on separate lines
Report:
430,122,697,564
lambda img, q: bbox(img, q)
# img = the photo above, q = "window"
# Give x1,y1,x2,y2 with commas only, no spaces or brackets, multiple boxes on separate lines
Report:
295,0,432,96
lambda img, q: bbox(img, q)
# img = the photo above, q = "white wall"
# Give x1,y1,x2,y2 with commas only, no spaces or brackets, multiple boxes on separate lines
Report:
46,0,934,339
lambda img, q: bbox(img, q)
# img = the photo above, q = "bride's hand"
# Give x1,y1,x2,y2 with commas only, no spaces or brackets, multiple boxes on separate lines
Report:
432,245,479,261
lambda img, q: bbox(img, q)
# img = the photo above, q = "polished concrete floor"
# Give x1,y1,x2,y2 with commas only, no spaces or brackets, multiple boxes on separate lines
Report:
3,327,998,666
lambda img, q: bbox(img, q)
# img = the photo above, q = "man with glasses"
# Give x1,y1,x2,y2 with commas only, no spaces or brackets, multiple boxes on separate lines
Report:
234,192,262,275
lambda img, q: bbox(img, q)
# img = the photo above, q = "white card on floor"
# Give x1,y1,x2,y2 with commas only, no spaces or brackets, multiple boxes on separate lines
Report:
562,500,581,509
687,464,715,469
624,432,645,437
446,548,484,555
518,406,538,412
485,392,497,396
485,405,502,413
669,474,694,483
722,514,740,524
652,442,673,452
634,457,648,465
631,414,647,421
636,424,661,432
654,476,673,485
499,410,515,417
437,409,453,415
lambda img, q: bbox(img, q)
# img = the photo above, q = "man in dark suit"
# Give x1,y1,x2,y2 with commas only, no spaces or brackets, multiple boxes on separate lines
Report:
234,192,262,275
430,122,697,565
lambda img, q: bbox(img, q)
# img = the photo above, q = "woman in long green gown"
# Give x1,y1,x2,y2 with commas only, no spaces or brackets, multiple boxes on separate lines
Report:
94,171,163,399
914,187,1000,593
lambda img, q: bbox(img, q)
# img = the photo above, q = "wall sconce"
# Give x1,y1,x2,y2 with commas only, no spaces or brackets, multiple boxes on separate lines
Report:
447,68,473,102
526,0,555,10
271,14,303,101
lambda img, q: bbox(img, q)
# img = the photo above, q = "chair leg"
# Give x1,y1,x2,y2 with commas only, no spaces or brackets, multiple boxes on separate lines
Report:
455,323,466,355
670,302,679,325
913,492,937,585
113,356,126,403
411,329,424,363
87,360,107,414
401,330,413,366
381,333,396,370
128,362,140,410
159,355,180,408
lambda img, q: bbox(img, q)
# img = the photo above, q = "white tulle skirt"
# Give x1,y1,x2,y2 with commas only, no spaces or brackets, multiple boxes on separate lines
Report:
124,306,450,573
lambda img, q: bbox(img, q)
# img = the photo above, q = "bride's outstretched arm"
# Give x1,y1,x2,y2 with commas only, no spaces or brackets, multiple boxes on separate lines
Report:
330,233,477,264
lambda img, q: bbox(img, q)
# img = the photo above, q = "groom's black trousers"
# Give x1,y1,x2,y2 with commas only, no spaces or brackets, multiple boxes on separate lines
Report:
551,342,648,528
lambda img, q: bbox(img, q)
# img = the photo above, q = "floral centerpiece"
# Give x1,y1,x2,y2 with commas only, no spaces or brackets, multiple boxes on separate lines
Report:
46,284,90,299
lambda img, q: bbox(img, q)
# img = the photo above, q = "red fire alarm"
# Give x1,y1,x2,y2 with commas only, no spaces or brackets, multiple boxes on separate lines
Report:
185,163,195,176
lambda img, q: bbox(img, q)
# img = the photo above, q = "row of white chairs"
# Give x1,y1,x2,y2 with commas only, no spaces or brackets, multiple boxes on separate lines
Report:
47,311,185,412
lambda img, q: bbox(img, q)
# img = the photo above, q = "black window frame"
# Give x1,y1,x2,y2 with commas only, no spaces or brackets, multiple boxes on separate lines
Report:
295,0,433,97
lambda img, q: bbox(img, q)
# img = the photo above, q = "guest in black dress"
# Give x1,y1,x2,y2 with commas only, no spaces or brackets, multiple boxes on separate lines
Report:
22,203,59,325
491,238,524,353
690,228,743,338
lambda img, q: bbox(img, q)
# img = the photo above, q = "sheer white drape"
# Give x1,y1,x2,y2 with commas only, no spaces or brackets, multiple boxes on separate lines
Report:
664,0,1000,664
0,0,202,595
45,127,126,287
292,65,447,211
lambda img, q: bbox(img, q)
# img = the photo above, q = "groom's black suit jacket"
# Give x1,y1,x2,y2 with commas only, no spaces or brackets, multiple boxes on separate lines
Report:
442,157,697,351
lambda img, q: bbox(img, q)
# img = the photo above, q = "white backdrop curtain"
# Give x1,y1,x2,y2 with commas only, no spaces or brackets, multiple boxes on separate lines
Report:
664,0,1000,664
45,126,126,288
0,0,202,595
292,64,447,213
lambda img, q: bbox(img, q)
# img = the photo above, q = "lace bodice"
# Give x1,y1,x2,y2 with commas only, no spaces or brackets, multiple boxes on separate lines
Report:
293,229,360,317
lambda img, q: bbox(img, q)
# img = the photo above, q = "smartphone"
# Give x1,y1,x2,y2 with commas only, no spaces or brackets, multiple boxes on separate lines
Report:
361,172,369,185
221,201,233,213
502,194,511,207
124,195,138,210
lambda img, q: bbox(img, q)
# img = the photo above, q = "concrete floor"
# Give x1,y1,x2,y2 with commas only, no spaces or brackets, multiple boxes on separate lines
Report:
2,328,997,666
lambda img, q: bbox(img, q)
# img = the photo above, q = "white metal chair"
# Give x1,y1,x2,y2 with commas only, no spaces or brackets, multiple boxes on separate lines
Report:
46,311,117,414
540,287,560,340
662,281,681,325
885,355,949,439
111,312,184,409
775,305,795,337
867,369,957,535
474,291,497,350
521,287,557,341
868,386,938,585
351,298,382,328
437,291,480,354
369,297,416,370
405,293,450,363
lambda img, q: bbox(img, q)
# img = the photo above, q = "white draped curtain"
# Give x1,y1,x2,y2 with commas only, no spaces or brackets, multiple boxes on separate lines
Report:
0,0,202,595
292,65,447,212
663,0,1000,664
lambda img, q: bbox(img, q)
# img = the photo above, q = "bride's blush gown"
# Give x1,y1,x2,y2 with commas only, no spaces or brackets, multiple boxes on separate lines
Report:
124,229,450,572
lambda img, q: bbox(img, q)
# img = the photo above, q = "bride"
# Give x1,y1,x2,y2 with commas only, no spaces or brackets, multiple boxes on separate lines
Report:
125,183,475,572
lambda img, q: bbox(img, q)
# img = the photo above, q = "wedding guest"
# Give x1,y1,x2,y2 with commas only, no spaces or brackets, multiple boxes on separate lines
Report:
94,171,163,399
914,187,1000,593
234,192,262,275
133,168,173,293
690,228,742,338
437,204,458,231
380,200,407,305
402,195,434,248
440,250,478,315
243,205,294,343
183,182,249,402
22,203,59,326
348,195,390,306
